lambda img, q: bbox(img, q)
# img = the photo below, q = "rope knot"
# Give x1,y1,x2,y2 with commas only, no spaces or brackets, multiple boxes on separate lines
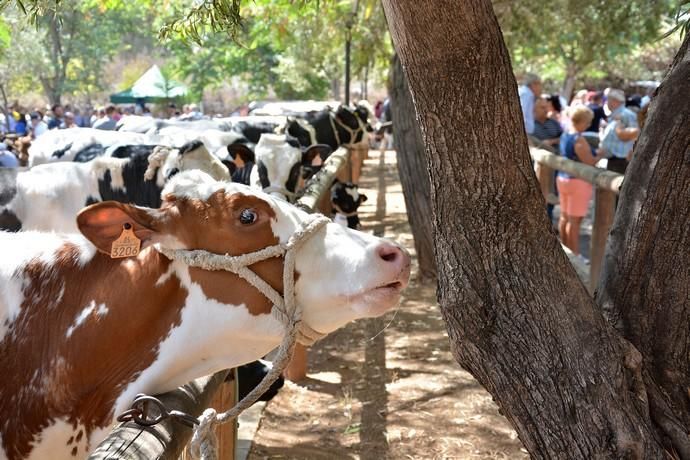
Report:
190,408,218,460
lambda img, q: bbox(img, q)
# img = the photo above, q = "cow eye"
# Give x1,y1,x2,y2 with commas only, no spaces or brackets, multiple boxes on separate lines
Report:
239,208,258,225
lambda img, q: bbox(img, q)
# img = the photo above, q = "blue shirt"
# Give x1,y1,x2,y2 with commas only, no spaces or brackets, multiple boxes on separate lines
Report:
0,150,19,168
558,132,595,179
518,85,536,134
600,106,638,158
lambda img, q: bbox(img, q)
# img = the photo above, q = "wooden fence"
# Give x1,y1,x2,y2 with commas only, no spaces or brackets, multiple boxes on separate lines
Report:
89,147,351,460
528,138,624,291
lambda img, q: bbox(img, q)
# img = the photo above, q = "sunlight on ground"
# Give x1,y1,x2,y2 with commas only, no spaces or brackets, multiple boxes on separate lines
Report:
247,150,527,460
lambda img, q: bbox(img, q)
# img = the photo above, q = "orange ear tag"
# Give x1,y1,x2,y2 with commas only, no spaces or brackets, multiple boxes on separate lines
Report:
110,223,141,259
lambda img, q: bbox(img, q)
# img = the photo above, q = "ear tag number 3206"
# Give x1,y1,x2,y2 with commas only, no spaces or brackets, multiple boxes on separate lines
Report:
110,223,141,259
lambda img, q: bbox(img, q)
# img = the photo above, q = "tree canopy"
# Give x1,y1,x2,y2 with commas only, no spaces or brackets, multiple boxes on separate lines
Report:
0,0,684,105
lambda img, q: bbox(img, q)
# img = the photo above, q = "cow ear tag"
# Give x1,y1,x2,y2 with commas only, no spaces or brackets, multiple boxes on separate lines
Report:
110,223,141,259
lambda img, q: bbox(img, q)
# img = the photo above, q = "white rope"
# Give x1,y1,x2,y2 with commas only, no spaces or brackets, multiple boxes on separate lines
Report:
328,111,365,149
143,146,173,181
156,214,330,459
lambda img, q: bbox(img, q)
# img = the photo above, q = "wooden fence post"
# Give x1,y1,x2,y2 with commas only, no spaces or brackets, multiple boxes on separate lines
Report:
590,188,616,291
536,163,554,202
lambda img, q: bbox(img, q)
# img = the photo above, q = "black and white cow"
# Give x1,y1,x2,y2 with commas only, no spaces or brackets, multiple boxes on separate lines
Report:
28,128,151,166
283,105,372,150
331,181,368,229
0,141,228,233
224,134,331,202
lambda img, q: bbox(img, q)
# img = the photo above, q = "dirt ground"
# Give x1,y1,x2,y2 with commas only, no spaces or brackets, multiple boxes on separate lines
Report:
248,150,528,460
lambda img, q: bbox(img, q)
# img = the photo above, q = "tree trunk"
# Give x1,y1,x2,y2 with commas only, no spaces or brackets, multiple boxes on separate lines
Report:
561,62,578,103
595,34,690,458
382,1,672,458
331,78,341,101
0,84,9,131
388,53,436,280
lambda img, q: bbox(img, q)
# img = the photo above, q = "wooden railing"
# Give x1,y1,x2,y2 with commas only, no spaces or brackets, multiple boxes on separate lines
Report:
89,147,351,460
528,137,623,291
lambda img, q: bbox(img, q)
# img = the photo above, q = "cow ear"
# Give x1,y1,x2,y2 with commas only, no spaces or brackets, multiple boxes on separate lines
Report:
359,193,368,203
222,159,237,176
77,201,162,255
227,144,255,164
303,144,332,164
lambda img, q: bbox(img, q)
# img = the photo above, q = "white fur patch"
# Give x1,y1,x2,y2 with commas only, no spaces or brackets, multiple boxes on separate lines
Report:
0,232,96,341
25,418,88,460
65,300,108,338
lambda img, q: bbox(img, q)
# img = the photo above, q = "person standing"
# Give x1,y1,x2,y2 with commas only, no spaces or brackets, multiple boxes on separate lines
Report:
518,73,542,135
533,97,563,147
557,106,606,258
29,112,49,138
47,104,65,129
599,88,639,175
585,91,607,133
92,105,118,130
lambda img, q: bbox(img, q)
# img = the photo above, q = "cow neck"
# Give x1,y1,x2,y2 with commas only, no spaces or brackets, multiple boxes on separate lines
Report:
155,214,330,346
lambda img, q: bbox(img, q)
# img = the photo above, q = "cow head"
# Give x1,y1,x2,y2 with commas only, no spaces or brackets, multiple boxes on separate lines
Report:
354,101,376,133
233,134,331,201
78,170,411,335
147,140,230,186
331,181,368,215
283,116,316,147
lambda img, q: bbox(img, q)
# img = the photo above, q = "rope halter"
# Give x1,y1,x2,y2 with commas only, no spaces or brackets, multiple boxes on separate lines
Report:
329,110,366,149
156,213,329,346
156,213,331,460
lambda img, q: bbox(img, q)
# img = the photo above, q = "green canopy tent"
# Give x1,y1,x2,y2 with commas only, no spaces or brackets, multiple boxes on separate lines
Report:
109,65,187,104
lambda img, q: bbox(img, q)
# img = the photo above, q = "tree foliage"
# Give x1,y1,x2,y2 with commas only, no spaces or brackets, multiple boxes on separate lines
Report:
0,0,389,104
495,0,671,96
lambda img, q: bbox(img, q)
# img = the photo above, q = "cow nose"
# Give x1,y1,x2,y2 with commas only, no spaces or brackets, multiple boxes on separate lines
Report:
376,243,409,265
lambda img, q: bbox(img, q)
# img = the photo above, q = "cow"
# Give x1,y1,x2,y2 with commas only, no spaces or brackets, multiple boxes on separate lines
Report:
154,126,246,158
281,105,373,185
27,128,150,167
0,141,228,233
116,116,232,134
282,105,372,151
225,134,331,202
0,169,411,460
331,181,368,229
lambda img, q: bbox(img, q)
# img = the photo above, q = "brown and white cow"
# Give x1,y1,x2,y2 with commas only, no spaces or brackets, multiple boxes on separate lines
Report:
0,170,410,459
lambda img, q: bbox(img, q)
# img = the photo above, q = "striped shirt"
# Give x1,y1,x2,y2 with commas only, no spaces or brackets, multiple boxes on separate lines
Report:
533,118,563,142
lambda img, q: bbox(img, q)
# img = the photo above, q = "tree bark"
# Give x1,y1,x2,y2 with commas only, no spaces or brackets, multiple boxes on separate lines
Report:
382,1,671,458
388,53,436,279
561,62,578,103
596,34,690,458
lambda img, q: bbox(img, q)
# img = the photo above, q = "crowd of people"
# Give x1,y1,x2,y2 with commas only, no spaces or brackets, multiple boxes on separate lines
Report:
0,102,204,139
518,73,645,260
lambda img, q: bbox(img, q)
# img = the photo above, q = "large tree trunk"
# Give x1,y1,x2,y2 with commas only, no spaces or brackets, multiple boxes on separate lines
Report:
381,1,674,458
596,35,690,458
388,53,436,279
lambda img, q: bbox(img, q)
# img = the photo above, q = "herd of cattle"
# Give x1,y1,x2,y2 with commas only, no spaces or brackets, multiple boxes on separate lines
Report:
0,104,411,460
1,103,375,233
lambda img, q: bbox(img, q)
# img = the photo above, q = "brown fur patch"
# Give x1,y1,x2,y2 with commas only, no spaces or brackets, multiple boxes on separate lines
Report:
0,244,187,459
175,191,283,315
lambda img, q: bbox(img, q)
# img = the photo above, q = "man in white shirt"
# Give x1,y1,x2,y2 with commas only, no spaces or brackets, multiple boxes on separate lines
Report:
29,112,48,139
518,73,542,135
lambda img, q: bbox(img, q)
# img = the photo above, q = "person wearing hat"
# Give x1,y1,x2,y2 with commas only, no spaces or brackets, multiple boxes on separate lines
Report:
599,88,639,174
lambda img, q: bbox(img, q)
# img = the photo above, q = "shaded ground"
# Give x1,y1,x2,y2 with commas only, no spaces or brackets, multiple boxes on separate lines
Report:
247,150,527,459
